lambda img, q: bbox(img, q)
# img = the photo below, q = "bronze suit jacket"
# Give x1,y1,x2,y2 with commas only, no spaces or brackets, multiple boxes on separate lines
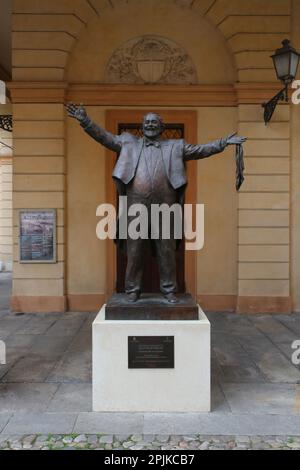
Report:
81,118,228,192
81,118,228,251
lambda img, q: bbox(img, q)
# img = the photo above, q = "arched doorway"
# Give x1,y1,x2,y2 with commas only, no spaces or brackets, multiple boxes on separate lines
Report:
105,109,198,299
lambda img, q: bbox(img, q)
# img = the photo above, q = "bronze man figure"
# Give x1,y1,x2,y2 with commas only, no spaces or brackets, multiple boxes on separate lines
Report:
66,105,246,303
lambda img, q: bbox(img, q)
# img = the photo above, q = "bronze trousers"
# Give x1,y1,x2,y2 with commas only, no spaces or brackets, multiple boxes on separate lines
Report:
125,194,178,295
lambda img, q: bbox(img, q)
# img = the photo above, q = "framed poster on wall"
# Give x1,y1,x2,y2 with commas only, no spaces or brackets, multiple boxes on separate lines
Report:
19,209,56,263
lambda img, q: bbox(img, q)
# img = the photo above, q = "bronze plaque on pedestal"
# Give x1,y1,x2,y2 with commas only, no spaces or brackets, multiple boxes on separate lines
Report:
128,336,174,369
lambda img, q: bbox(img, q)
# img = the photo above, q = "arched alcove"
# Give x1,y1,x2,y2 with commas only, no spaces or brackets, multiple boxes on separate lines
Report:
66,0,236,83
65,1,239,304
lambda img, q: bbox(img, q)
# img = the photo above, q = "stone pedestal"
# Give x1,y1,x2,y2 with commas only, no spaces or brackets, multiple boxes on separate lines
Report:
92,303,211,412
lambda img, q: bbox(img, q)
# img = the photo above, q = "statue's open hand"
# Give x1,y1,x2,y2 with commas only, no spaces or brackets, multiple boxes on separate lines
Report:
66,103,87,123
226,132,247,146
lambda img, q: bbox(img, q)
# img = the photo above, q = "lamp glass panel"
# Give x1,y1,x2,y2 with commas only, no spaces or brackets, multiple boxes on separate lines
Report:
273,53,290,80
290,52,300,78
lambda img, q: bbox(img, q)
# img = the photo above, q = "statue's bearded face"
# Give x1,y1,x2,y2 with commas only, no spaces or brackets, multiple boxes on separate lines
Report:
143,113,163,139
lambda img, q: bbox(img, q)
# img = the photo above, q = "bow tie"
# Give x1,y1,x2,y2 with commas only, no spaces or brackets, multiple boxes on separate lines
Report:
144,139,161,148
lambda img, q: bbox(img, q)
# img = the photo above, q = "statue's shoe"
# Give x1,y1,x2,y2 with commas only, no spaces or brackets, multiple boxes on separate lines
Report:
164,293,179,304
127,292,139,302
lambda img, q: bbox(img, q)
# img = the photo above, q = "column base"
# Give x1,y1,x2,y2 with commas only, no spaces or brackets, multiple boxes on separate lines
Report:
237,296,292,314
11,295,67,313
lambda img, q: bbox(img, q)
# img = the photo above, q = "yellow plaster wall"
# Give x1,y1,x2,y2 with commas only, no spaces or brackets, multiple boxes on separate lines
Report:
196,106,238,295
291,0,300,311
12,102,66,298
67,106,106,294
237,104,291,302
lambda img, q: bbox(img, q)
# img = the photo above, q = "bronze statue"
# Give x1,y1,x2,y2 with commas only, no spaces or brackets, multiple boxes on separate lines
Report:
66,104,246,303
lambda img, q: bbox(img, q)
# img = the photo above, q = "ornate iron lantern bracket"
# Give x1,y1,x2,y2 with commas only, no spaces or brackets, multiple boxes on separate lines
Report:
0,115,13,132
262,85,288,125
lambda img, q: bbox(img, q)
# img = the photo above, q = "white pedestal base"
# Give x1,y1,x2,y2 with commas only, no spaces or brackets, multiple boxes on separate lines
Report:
92,305,210,412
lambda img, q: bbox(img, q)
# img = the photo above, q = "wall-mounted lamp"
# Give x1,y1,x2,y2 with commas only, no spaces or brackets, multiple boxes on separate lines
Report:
262,39,300,124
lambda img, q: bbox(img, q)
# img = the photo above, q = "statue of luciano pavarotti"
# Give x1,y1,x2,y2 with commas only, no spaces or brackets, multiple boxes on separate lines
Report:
66,104,246,304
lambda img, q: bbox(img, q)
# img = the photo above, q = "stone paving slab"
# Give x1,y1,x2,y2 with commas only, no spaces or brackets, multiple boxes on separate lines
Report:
2,412,78,435
213,335,252,367
236,335,300,383
0,414,12,433
0,316,32,337
210,383,231,412
207,313,263,337
5,334,37,350
45,317,86,337
143,413,203,435
81,313,98,331
0,383,59,412
1,412,300,437
250,315,296,333
276,341,300,363
46,383,92,412
1,356,59,383
46,350,92,383
28,334,74,357
0,353,21,381
276,319,300,337
74,412,144,435
218,364,266,384
255,323,298,344
67,330,92,353
143,413,300,436
15,316,59,335
222,383,300,415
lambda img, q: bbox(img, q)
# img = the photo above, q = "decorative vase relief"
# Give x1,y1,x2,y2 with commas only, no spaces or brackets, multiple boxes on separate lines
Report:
105,35,198,84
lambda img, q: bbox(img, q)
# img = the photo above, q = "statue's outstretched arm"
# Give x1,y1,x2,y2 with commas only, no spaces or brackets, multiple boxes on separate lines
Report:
66,103,122,153
183,133,246,161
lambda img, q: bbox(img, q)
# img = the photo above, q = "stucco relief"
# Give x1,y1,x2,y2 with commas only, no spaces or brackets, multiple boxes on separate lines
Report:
105,35,198,84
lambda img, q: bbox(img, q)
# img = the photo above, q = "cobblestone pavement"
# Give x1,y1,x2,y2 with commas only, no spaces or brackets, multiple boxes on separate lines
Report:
1,434,300,450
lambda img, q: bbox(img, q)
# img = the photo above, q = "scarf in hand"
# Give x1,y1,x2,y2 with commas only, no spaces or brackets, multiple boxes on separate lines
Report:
235,143,245,191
